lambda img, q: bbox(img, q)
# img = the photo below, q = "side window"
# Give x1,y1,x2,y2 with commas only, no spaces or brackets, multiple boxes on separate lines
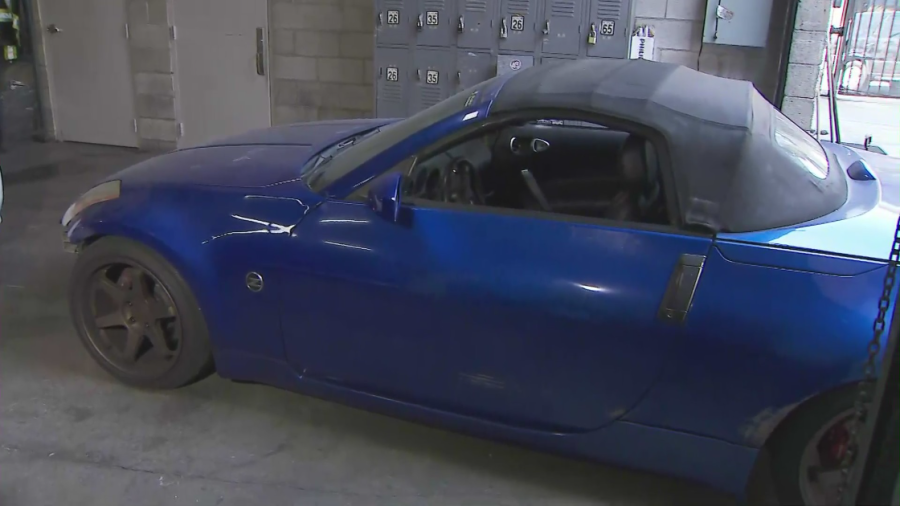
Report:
347,156,416,202
405,117,670,227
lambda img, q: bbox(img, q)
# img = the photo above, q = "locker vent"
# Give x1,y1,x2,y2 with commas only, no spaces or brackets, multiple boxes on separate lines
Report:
507,0,532,14
550,0,577,17
383,82,403,102
423,0,446,8
594,0,621,19
421,87,443,107
465,0,488,12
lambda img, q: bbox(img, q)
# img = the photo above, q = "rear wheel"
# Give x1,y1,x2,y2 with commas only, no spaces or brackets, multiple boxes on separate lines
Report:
69,237,214,389
769,387,858,506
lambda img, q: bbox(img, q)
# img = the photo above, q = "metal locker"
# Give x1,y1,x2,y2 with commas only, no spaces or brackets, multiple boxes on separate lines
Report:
497,54,533,76
499,0,539,52
377,0,414,46
586,0,632,58
457,0,498,50
416,0,455,47
375,47,410,118
457,51,495,92
539,55,575,65
541,0,587,56
412,49,454,114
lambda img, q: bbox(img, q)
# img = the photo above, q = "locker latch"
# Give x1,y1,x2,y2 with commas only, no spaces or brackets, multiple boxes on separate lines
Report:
588,23,597,45
377,12,384,26
457,71,462,82
500,18,508,39
417,13,424,30
416,69,422,80
542,20,550,35
458,15,465,33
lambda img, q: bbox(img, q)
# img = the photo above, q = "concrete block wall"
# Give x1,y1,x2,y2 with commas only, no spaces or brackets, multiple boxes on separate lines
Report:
126,0,178,151
634,0,705,69
782,0,831,129
269,0,375,125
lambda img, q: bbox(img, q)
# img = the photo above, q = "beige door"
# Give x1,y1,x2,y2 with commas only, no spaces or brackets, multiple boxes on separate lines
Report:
40,0,138,147
173,0,271,148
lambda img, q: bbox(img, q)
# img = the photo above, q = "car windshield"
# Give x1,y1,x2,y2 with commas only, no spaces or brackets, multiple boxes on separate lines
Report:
303,78,500,192
773,111,830,179
300,127,383,175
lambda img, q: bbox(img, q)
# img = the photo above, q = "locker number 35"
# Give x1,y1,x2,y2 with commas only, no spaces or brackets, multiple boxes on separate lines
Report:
426,11,439,25
426,70,440,85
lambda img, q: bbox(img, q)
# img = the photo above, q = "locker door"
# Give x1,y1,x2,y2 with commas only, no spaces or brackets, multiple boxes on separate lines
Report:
377,0,414,46
457,0,498,49
457,51,495,92
586,0,630,58
375,48,410,118
541,0,586,56
412,49,454,114
416,0,454,47
499,0,538,52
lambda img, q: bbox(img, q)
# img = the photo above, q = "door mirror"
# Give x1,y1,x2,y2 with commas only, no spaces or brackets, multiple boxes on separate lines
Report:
367,172,404,223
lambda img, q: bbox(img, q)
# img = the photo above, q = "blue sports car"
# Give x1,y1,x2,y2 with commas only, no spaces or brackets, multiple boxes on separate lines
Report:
61,59,898,505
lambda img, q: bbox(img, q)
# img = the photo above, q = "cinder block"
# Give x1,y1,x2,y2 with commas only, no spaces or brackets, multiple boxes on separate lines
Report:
273,55,318,80
295,31,341,57
322,84,373,110
795,0,830,32
295,82,326,107
784,63,821,99
273,79,299,106
273,30,295,56
666,0,705,21
147,0,169,25
136,94,176,120
129,47,173,73
138,118,178,141
363,59,374,84
134,73,175,96
273,105,319,125
339,32,374,58
317,58,364,84
781,96,815,129
634,0,667,18
635,18,701,51
659,49,699,69
274,3,343,30
343,6,374,32
319,108,366,120
139,139,177,152
126,0,149,25
129,24,170,50
789,30,827,66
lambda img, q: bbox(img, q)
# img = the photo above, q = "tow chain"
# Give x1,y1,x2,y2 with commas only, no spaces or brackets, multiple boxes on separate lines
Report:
836,213,900,503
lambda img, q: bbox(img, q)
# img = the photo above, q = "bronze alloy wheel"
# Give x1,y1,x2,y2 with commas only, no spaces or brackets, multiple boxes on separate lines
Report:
81,263,182,377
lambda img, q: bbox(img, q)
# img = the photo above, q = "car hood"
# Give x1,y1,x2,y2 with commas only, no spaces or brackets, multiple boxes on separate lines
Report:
110,119,394,189
719,144,899,262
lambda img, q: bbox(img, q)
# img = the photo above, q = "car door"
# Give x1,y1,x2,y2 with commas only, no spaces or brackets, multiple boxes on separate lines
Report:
279,188,713,433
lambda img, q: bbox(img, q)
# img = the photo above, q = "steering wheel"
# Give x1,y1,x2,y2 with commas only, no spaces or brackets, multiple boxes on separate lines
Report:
438,157,486,205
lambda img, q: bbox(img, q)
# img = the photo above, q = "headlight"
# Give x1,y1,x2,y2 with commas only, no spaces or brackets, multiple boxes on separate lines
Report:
61,180,121,227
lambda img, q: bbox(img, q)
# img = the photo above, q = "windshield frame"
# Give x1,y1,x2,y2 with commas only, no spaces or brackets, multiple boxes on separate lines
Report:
301,75,509,196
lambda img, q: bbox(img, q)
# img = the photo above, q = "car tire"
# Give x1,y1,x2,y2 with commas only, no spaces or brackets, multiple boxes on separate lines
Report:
69,236,215,389
767,385,860,506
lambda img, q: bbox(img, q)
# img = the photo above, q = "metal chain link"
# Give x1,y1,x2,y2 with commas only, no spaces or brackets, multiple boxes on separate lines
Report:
836,214,900,503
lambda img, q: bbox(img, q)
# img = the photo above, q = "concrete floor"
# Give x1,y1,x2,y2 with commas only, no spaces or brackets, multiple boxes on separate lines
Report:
0,142,738,506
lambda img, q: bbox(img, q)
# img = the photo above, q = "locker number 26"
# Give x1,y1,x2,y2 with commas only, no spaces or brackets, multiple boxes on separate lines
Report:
511,15,525,32
386,67,400,82
387,10,401,25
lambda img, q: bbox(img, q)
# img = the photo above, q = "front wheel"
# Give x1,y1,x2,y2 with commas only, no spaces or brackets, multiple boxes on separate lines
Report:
768,387,859,506
69,237,214,389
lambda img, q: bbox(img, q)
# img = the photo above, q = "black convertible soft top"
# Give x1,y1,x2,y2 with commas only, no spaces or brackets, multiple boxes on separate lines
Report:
490,58,848,233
